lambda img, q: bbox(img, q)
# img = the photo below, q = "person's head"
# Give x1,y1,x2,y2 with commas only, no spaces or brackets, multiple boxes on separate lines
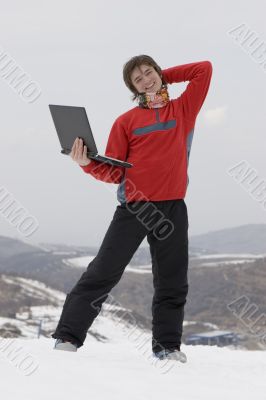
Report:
123,55,166,101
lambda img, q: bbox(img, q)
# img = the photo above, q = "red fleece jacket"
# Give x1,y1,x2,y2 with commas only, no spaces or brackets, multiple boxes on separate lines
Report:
80,61,212,204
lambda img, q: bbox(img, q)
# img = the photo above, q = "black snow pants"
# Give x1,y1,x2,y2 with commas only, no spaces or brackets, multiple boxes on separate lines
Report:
51,199,189,353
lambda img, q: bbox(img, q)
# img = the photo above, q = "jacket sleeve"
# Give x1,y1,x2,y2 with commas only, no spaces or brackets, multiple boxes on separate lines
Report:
162,61,212,123
80,116,129,184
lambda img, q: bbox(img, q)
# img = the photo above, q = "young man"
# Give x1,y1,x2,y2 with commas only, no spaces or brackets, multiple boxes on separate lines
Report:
51,55,212,362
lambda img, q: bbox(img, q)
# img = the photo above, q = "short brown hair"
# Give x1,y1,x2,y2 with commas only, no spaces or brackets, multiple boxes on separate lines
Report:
123,55,166,101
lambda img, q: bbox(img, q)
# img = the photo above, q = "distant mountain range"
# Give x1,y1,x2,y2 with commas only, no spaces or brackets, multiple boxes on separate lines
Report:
189,223,266,254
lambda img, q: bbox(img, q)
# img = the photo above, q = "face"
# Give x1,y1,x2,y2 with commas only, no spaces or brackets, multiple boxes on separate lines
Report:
130,64,162,94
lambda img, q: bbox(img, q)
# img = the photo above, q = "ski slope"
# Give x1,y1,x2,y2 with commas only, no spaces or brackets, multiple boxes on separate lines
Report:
0,275,265,399
0,315,265,400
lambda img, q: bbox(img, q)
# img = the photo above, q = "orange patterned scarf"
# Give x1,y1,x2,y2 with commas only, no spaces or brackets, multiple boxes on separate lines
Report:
138,84,170,109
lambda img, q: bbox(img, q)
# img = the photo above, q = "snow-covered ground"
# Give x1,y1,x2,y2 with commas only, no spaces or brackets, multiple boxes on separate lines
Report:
1,275,66,302
194,253,266,259
62,255,95,268
63,255,152,273
125,265,151,274
0,321,265,399
0,277,265,399
191,253,266,267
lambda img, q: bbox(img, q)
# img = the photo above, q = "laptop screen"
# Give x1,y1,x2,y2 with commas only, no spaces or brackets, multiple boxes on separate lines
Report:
49,105,98,154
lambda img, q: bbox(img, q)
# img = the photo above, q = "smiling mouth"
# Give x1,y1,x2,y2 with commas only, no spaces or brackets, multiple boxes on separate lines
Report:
145,82,155,90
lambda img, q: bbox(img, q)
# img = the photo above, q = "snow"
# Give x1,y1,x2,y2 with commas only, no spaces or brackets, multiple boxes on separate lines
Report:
63,255,152,273
125,266,151,274
63,253,266,273
0,334,265,399
189,330,234,337
62,255,95,268
194,253,266,259
200,259,253,267
190,253,266,268
183,321,219,329
1,275,66,302
0,277,265,399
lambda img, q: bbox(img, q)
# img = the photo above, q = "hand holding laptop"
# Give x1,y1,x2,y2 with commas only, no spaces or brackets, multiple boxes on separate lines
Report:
70,137,91,167
49,105,133,169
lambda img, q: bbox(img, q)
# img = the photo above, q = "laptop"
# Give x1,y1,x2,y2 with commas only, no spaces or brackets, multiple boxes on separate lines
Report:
48,105,133,168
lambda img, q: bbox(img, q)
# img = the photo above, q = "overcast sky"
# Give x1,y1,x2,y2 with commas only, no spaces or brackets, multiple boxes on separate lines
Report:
0,0,265,248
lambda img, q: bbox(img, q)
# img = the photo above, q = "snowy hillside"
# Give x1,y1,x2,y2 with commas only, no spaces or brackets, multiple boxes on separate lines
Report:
0,309,265,399
62,253,266,271
0,280,265,399
63,255,152,274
